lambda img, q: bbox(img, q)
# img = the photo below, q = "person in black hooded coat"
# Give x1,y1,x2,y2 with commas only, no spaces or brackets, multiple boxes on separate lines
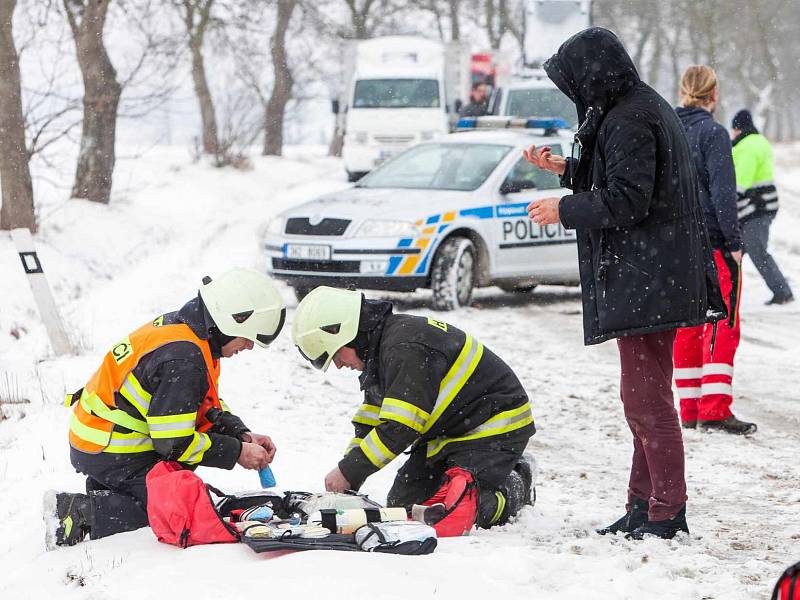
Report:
523,28,726,540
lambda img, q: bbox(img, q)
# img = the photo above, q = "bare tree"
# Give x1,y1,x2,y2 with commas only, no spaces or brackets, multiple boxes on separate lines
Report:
263,0,299,156
175,0,219,155
63,0,122,204
0,0,35,231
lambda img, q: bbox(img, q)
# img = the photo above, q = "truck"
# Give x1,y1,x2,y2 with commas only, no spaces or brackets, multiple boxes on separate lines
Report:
522,0,593,69
333,36,470,182
489,1,592,126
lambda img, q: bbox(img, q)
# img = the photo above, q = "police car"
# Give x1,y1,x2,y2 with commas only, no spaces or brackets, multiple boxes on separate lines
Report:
264,117,579,310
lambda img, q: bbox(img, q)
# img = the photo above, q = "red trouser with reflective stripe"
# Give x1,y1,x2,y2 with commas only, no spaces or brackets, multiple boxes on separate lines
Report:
673,249,742,422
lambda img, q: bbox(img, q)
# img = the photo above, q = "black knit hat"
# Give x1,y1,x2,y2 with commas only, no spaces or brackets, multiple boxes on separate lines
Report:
731,109,755,131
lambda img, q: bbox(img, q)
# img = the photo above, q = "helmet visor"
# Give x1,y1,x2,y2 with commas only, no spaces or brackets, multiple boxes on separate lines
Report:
255,308,286,346
297,346,330,370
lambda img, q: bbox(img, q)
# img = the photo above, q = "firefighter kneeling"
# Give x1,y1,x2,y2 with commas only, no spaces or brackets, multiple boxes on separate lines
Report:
45,269,286,548
292,287,536,535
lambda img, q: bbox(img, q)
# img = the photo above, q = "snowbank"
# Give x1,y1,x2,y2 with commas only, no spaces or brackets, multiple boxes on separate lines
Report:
1,144,798,600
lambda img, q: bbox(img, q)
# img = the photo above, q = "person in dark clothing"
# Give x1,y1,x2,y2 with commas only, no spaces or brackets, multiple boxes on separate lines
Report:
458,82,490,117
45,269,287,549
673,65,756,435
731,108,794,305
523,28,726,540
292,286,535,532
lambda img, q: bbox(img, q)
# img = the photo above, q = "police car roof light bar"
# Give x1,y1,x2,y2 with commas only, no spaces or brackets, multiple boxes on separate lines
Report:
455,116,568,136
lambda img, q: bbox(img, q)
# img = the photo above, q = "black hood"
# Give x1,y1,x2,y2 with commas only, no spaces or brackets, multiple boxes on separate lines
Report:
676,106,714,128
352,298,393,391
544,27,639,147
176,295,232,358
731,109,758,147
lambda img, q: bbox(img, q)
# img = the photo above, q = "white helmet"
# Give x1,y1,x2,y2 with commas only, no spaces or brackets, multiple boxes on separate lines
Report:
199,268,285,348
292,286,362,371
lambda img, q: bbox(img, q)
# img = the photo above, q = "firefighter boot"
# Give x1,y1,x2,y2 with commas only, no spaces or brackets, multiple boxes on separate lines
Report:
596,497,649,536
44,490,95,549
476,466,532,529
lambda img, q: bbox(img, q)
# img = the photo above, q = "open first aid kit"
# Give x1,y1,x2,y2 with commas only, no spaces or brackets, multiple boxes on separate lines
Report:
146,462,437,555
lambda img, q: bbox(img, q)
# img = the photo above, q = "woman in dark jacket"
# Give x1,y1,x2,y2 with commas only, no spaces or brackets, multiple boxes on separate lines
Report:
673,65,756,436
524,28,725,540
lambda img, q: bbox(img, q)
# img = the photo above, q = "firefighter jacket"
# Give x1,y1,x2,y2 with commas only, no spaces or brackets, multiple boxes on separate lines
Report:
338,313,535,490
732,132,778,223
67,297,249,469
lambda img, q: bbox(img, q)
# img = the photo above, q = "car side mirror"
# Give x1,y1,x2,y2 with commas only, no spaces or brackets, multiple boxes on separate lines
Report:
500,179,536,195
454,99,463,113
331,99,340,114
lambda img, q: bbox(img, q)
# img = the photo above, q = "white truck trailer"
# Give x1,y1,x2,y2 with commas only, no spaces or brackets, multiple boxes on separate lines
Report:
334,36,470,182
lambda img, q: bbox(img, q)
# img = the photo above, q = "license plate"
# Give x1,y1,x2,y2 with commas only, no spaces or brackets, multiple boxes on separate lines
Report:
285,244,331,260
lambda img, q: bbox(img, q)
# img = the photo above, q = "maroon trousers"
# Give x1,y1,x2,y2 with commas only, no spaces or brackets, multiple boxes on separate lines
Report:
617,329,687,521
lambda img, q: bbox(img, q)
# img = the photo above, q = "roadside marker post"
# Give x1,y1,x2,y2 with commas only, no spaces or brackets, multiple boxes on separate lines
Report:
10,228,75,356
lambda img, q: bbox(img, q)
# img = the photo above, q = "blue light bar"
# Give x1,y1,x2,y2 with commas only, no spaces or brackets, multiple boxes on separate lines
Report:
456,118,477,129
526,117,569,130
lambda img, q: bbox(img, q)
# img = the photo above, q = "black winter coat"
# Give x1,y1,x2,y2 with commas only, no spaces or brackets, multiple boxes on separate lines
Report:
675,107,742,252
543,28,725,345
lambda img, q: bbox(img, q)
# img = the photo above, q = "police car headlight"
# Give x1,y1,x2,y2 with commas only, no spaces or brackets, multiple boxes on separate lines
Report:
355,220,418,238
420,130,438,141
266,216,284,235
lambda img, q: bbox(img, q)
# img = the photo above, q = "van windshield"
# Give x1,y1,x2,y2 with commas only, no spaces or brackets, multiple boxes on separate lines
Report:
358,143,512,191
506,88,577,128
353,79,440,109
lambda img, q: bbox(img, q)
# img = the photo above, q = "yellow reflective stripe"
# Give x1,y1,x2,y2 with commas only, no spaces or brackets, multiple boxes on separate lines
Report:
219,398,231,413
177,432,212,464
359,429,396,469
119,374,152,418
426,403,534,458
81,392,149,434
352,403,382,427
147,412,197,439
105,431,154,453
344,437,363,455
490,491,506,525
379,398,430,433
422,335,484,434
69,413,111,446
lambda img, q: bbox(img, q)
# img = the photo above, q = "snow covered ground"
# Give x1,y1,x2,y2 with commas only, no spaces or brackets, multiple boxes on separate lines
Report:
1,143,798,600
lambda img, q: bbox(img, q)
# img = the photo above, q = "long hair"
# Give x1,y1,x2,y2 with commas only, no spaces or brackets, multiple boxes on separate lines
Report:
679,65,718,108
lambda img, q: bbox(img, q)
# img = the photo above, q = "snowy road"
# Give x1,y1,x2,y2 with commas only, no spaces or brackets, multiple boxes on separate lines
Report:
0,145,798,599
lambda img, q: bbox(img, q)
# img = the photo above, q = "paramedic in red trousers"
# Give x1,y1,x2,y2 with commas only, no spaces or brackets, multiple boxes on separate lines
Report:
523,28,726,539
292,287,535,533
45,269,286,548
673,66,757,435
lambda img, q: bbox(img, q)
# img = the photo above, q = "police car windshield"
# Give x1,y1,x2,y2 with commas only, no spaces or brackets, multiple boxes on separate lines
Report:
507,89,577,128
358,143,513,191
353,79,440,108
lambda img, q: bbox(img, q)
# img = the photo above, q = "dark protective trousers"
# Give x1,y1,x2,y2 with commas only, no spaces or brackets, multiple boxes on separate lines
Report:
386,434,530,526
71,448,156,538
617,329,687,521
742,213,793,299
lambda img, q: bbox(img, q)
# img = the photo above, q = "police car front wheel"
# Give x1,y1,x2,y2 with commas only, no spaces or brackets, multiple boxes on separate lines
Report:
431,236,476,311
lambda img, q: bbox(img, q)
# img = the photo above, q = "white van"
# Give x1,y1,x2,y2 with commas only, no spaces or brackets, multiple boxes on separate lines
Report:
491,74,577,129
337,36,469,182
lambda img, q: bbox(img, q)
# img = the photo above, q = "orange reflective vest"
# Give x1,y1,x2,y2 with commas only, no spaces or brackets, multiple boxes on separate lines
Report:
68,316,223,462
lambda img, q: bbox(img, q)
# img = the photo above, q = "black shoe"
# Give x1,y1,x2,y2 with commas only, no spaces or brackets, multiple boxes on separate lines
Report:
44,491,94,549
681,420,697,430
766,294,794,305
626,506,689,540
597,497,648,536
699,415,757,435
